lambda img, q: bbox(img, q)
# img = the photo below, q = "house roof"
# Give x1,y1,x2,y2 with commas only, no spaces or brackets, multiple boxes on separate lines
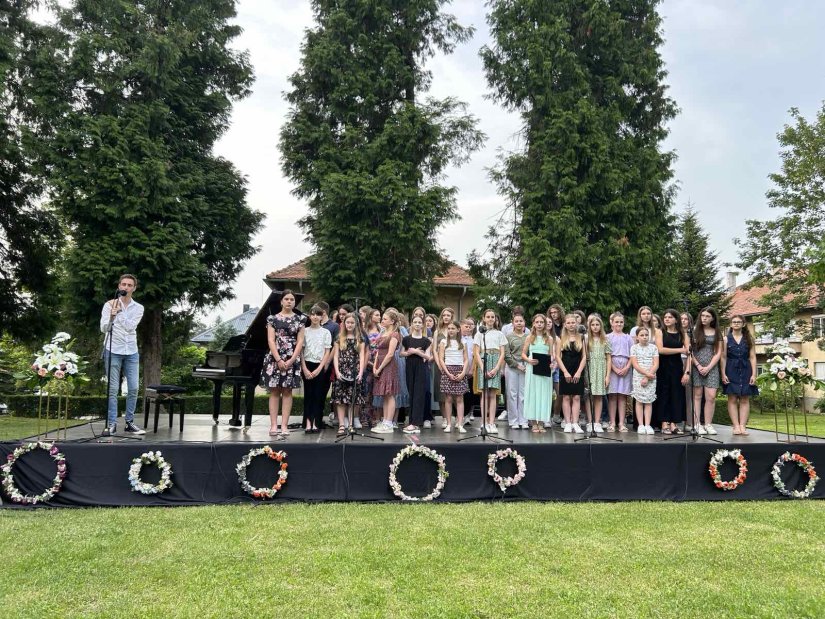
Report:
265,257,474,287
191,307,259,344
729,281,821,317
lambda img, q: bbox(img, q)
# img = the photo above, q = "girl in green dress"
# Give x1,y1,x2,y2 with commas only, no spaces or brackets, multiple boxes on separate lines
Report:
585,314,612,433
522,314,554,433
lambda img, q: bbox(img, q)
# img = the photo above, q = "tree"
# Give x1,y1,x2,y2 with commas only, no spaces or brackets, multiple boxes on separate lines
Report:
471,0,678,318
208,319,237,351
673,204,731,318
280,0,484,309
0,1,60,339
736,104,825,340
29,0,263,385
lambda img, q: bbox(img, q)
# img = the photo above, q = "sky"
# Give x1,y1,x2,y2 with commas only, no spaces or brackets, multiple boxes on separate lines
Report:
208,0,825,322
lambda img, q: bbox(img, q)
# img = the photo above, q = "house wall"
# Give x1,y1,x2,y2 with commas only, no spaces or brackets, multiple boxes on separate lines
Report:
745,309,825,408
267,280,476,318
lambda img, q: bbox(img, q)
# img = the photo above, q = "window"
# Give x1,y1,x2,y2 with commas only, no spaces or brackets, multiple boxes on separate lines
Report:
813,315,825,338
815,362,825,381
756,365,765,376
753,322,774,344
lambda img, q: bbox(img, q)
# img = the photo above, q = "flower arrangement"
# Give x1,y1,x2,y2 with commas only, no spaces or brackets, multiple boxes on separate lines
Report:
708,449,747,491
1,442,67,504
756,342,825,393
771,452,818,499
128,451,173,495
487,448,527,492
388,444,448,501
15,332,88,392
237,446,288,499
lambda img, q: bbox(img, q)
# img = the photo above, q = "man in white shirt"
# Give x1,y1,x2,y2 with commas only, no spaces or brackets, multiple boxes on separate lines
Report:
100,274,145,436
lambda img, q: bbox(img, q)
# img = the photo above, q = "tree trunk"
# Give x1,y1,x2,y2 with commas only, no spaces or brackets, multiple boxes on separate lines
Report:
141,306,163,392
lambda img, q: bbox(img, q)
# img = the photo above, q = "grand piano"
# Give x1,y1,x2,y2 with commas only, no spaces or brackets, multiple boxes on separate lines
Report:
192,290,305,427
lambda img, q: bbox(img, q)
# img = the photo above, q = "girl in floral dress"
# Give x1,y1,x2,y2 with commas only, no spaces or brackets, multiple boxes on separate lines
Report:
260,290,305,436
586,314,611,433
371,310,402,434
631,327,659,435
331,314,367,437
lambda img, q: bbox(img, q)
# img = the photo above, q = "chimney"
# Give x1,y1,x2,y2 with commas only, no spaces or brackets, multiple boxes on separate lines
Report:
725,271,738,293
243,304,250,313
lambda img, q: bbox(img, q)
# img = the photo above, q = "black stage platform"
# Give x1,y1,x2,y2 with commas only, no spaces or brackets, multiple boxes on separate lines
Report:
1,415,822,507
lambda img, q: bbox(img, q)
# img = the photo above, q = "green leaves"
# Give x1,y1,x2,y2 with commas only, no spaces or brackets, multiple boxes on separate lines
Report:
280,0,483,308
474,0,678,317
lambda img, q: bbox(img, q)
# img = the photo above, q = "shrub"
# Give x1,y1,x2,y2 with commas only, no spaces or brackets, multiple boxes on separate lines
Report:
4,394,304,419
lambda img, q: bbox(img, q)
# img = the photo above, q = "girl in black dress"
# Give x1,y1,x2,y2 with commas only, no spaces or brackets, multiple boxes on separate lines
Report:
400,315,433,434
555,313,587,433
655,309,688,434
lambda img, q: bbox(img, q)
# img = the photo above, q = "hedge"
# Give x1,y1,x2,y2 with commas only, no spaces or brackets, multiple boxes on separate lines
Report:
2,394,304,419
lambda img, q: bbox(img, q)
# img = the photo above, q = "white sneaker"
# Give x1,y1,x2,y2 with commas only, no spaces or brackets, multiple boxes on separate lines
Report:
585,423,593,432
457,425,467,434
563,423,573,433
594,423,604,433
572,423,583,434
443,424,451,433
488,424,498,434
697,425,707,435
353,418,362,429
637,425,646,434
423,420,432,429
645,426,655,435
402,425,420,434
497,410,508,420
543,421,553,428
509,425,518,430
372,424,390,434
391,421,398,429
552,416,562,426
705,424,718,435
520,423,530,429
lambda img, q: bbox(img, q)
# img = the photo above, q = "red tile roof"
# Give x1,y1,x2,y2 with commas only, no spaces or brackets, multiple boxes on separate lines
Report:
266,257,474,287
729,281,820,317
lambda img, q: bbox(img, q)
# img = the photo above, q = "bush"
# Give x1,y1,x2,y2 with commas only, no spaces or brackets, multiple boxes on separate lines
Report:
4,394,304,419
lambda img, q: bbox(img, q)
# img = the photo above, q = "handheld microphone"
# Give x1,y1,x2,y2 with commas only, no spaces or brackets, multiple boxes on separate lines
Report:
116,289,128,297
478,324,488,334
577,324,587,334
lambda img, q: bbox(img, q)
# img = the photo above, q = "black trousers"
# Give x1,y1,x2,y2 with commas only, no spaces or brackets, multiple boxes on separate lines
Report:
303,361,326,427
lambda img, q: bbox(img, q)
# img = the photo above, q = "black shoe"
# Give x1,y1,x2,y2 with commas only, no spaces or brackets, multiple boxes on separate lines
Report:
124,421,146,435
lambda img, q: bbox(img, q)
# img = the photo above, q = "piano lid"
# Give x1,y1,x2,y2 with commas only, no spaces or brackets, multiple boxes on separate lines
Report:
240,289,309,351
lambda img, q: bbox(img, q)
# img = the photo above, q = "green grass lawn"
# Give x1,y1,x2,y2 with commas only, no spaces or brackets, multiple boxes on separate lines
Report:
714,405,825,438
0,414,87,441
1,502,823,618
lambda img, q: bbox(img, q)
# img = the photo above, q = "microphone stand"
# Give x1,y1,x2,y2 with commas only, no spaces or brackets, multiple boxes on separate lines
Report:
459,326,511,443
666,300,721,444
335,378,383,443
576,334,621,443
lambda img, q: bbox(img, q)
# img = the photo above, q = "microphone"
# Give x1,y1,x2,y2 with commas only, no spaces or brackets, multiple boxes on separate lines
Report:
116,289,128,297
577,324,587,334
478,325,488,334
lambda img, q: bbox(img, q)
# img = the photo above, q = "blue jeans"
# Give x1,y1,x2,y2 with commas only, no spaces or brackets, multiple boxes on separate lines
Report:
105,352,139,426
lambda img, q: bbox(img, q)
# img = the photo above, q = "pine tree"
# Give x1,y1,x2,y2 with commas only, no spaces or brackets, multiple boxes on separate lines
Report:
279,0,484,309
736,104,825,340
0,1,60,339
673,204,731,318
29,0,263,384
472,0,678,317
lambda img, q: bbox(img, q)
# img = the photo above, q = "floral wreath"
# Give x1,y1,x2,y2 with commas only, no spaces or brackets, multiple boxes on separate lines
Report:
771,452,819,499
708,449,748,491
388,445,448,501
1,442,67,505
128,451,173,495
237,446,288,499
487,448,527,492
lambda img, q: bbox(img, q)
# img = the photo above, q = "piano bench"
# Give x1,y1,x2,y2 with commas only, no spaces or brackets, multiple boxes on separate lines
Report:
143,385,187,433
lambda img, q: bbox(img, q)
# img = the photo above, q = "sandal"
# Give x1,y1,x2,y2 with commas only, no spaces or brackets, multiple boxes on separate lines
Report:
674,427,684,435
618,425,628,433
269,429,280,436
607,424,616,432
662,428,672,435
538,425,547,433
336,425,346,437
531,424,541,433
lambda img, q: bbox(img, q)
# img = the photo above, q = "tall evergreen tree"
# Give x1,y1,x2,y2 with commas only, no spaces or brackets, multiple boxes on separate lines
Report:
736,104,825,340
673,204,731,318
280,0,484,309
0,1,60,339
29,0,263,384
471,0,678,317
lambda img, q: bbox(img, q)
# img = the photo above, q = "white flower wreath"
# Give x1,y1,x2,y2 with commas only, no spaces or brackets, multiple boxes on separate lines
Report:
708,449,747,491
128,451,173,495
237,446,288,499
771,452,819,499
1,442,67,505
487,448,527,492
388,444,448,501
